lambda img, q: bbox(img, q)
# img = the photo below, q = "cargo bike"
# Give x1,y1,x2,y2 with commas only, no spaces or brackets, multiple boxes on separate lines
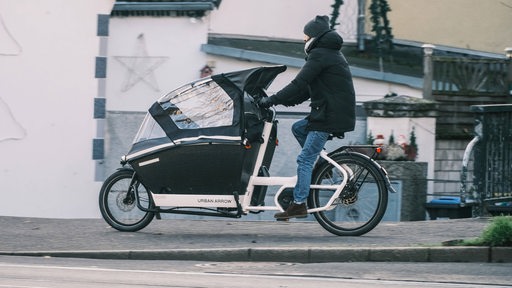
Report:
99,65,393,236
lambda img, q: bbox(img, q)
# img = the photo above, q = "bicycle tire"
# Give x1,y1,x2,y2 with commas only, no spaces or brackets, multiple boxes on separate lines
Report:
99,169,155,232
308,152,388,236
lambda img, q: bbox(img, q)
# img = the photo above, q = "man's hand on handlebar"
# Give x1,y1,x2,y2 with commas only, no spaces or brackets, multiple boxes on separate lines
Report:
257,96,275,108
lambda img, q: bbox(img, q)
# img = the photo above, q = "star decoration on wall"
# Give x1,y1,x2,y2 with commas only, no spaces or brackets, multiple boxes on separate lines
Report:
114,34,168,92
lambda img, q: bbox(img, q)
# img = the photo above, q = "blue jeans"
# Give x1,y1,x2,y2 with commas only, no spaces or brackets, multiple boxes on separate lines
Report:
291,119,330,204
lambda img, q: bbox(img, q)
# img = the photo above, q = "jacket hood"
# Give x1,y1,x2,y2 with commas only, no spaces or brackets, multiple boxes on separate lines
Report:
306,30,343,54
316,30,343,50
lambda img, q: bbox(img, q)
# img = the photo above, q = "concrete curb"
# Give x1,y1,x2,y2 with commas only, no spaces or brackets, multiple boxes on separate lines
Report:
1,247,511,263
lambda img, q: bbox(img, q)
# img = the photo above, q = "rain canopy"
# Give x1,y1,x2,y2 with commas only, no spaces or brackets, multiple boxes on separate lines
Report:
125,65,286,161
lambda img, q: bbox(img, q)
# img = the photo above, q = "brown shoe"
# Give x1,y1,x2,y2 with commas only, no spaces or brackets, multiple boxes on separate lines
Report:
274,203,308,220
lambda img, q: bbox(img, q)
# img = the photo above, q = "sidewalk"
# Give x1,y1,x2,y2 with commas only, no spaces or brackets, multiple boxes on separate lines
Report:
0,216,510,263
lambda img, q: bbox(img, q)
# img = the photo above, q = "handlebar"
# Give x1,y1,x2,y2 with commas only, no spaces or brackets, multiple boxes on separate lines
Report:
250,87,267,102
249,88,275,122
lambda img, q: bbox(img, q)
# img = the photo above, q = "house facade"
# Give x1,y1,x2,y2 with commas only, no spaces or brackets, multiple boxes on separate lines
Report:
386,0,512,55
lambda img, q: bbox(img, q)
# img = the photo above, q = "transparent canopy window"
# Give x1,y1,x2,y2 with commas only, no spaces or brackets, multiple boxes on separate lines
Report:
133,114,166,143
160,79,234,129
133,79,235,143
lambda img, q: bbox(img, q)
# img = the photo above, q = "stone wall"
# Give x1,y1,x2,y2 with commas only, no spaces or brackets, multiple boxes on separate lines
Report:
104,111,147,176
378,161,428,221
434,139,473,197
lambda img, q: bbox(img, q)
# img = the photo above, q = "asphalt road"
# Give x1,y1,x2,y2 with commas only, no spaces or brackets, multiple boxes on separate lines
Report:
0,256,511,287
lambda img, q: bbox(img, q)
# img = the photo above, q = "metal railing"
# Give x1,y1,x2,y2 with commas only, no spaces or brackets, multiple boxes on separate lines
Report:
461,104,512,215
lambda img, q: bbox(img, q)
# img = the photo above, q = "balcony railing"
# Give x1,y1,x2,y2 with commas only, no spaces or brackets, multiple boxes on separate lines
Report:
432,57,508,95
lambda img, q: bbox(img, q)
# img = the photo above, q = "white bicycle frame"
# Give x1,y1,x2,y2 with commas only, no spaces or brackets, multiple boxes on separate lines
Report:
243,120,349,214
149,117,352,215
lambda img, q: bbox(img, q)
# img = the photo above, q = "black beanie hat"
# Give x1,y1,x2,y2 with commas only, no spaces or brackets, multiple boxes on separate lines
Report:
303,15,330,38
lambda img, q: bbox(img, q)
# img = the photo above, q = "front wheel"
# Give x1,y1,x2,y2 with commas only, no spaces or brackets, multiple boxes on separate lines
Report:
308,152,388,236
99,169,155,232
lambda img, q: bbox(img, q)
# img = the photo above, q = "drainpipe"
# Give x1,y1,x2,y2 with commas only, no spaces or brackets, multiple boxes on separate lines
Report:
357,0,366,51
422,44,435,100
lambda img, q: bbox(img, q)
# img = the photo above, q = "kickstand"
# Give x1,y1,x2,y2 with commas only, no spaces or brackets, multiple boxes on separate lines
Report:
233,191,243,218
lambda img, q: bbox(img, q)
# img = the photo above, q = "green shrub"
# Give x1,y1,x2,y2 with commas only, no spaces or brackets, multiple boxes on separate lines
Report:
463,216,512,246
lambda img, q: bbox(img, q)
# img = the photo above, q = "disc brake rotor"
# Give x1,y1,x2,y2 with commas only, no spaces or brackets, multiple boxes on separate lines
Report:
115,190,136,212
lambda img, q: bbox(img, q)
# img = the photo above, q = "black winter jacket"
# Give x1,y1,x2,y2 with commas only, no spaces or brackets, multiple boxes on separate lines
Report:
271,30,356,136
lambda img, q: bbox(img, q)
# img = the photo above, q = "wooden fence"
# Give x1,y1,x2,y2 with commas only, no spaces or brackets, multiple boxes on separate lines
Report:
431,57,510,139
432,57,508,95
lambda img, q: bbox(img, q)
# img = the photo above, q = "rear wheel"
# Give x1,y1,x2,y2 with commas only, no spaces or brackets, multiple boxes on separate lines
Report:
99,169,155,232
308,152,388,236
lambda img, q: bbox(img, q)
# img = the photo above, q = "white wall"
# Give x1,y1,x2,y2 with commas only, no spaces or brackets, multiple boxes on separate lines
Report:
208,0,359,42
387,0,512,55
0,0,114,218
107,17,211,112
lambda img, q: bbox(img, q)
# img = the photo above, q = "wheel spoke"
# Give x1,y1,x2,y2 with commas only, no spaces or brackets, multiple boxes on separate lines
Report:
309,153,388,236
